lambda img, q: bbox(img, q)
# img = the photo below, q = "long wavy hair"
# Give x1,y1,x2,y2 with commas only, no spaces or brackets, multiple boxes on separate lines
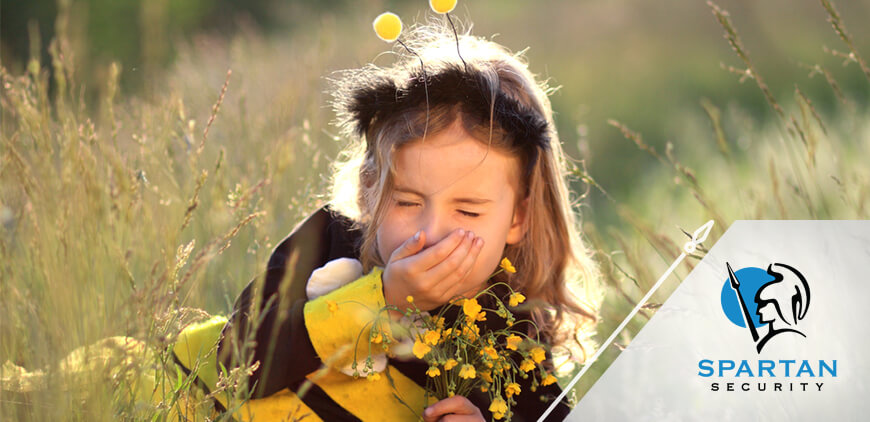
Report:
327,23,602,362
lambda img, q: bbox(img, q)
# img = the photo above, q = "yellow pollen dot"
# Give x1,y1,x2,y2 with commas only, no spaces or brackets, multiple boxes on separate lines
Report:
429,0,457,14
372,12,402,42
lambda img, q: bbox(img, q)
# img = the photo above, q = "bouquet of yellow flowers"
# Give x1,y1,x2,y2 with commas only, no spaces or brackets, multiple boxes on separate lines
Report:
355,258,557,421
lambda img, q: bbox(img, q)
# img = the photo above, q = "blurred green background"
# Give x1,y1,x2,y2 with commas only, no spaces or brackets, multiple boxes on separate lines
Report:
4,0,868,223
1,0,868,419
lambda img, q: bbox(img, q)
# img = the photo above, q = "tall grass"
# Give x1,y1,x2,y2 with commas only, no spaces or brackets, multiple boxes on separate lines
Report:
568,0,869,400
0,15,331,421
1,0,868,420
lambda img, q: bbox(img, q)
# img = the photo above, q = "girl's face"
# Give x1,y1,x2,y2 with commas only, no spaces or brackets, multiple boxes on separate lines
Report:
376,121,528,295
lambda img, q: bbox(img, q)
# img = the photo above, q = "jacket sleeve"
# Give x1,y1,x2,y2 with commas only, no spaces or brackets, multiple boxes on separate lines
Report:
217,281,321,398
303,267,389,371
217,205,363,398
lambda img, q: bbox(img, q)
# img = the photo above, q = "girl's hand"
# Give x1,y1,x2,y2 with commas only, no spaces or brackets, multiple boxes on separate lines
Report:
383,229,485,312
423,396,485,422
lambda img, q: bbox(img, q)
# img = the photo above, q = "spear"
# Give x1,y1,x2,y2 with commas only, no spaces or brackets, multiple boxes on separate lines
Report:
727,262,759,342
538,220,715,422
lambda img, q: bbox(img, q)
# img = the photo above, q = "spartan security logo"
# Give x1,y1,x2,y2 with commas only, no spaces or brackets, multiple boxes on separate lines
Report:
697,262,836,393
721,263,810,353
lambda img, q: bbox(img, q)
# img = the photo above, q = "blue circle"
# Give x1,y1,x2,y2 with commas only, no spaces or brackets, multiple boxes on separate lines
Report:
720,267,775,328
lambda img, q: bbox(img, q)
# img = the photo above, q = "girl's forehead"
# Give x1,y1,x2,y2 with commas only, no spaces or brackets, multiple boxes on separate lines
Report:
392,129,520,198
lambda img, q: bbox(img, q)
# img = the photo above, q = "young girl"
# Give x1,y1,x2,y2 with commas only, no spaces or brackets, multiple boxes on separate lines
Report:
217,22,602,421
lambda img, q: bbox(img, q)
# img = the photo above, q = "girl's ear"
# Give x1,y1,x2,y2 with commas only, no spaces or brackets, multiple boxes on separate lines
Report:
506,197,530,245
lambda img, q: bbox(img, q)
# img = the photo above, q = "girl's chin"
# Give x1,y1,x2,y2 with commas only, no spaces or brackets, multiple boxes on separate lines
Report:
456,280,488,299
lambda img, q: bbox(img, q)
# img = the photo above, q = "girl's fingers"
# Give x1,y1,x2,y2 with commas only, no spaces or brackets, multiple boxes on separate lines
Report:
457,236,484,282
439,415,485,422
432,235,484,299
423,396,483,422
389,230,426,263
426,231,476,290
406,228,466,271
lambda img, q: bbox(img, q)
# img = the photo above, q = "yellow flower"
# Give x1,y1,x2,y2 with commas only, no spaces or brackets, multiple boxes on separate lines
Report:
519,358,535,373
541,373,557,386
499,257,516,273
489,397,508,420
372,12,402,42
443,328,453,337
462,297,482,318
530,347,546,364
444,359,458,371
424,329,441,346
413,340,432,359
367,372,381,381
505,382,521,398
371,332,383,344
434,316,445,329
406,295,414,303
429,0,457,14
458,364,476,379
483,345,498,360
475,311,487,322
508,292,525,307
480,370,493,383
461,324,480,342
326,300,338,314
505,334,522,351
427,366,441,377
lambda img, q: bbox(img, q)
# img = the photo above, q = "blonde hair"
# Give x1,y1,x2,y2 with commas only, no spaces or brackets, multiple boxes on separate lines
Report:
328,23,602,361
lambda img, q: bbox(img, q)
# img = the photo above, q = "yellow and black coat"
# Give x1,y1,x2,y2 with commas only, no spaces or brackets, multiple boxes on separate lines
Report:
174,205,570,421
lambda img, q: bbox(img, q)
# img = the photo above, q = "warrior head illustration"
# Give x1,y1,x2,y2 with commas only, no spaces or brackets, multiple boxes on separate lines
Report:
727,262,810,353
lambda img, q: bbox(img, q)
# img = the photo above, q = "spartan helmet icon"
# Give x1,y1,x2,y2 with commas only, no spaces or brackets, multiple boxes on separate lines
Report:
727,262,811,353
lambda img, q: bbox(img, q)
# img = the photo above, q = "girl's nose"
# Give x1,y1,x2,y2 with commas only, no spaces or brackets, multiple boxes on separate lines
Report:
420,208,456,249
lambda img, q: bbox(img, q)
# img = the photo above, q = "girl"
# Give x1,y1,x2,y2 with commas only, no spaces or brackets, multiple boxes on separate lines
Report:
217,22,602,421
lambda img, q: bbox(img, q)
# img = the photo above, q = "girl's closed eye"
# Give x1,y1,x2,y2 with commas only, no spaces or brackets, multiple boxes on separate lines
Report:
394,199,479,218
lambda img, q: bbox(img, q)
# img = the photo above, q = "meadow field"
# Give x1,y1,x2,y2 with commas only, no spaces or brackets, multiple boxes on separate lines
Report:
1,0,868,420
